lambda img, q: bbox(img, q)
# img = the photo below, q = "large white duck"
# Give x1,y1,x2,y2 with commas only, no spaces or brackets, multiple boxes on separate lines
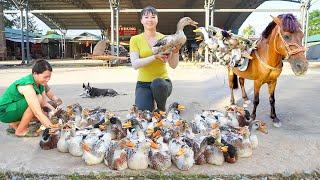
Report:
248,120,268,149
127,139,150,170
82,132,112,165
193,27,219,50
104,139,131,171
152,17,198,55
149,139,172,171
57,127,71,153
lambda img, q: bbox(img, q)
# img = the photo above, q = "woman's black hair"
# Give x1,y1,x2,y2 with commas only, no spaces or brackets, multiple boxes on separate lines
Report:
140,6,158,19
32,59,52,74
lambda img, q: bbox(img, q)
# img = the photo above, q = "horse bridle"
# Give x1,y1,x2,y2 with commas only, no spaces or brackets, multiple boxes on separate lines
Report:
273,25,307,60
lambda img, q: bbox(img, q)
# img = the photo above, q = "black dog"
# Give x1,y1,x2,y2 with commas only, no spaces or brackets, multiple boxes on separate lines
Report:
81,83,120,98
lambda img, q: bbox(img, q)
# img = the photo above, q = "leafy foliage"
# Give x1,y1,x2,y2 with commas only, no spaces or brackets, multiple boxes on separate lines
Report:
241,25,256,38
308,10,320,36
2,0,41,34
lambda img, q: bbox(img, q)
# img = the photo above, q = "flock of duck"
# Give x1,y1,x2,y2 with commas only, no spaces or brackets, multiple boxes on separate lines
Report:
37,17,268,171
143,16,257,69
193,26,257,69
39,102,268,171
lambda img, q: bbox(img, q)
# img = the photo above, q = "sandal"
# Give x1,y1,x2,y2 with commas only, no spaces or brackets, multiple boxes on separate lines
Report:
6,127,16,135
16,129,40,137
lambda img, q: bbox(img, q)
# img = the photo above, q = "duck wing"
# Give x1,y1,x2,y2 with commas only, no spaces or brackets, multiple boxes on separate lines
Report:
153,35,172,47
152,35,176,54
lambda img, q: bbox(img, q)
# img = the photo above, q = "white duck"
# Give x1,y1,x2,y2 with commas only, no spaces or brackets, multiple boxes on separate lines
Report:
249,120,268,149
193,27,219,50
127,139,150,170
57,128,71,153
82,132,112,165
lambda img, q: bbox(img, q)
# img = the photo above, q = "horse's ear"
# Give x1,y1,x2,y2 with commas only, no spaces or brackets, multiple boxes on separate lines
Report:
271,15,281,26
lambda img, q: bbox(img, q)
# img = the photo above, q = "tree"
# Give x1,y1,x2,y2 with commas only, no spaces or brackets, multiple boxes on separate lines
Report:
308,10,320,36
2,0,41,33
242,25,256,38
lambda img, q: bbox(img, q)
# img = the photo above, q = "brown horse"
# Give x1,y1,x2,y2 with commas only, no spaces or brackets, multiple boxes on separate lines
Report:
228,14,308,127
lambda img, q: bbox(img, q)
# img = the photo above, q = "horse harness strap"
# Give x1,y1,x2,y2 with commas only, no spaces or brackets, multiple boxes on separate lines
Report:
254,51,282,71
274,26,307,60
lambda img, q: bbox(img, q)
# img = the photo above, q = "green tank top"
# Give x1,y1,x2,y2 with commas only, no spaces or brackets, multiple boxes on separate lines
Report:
0,74,45,106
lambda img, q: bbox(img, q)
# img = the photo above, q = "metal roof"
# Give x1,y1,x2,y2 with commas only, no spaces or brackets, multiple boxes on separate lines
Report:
15,0,302,34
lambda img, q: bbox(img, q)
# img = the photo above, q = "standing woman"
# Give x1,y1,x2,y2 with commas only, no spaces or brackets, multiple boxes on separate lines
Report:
130,6,180,112
0,60,54,137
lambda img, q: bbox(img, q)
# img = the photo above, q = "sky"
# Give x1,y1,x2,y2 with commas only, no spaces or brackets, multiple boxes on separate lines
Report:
239,0,320,35
12,0,320,37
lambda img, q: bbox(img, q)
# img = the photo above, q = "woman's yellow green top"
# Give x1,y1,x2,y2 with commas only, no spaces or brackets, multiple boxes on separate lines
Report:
0,74,45,123
130,32,169,82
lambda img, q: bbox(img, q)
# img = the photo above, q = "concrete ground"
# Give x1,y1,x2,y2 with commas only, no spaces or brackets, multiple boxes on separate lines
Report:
0,60,319,179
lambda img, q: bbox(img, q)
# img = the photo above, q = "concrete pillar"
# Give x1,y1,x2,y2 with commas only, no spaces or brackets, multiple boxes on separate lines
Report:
0,3,7,60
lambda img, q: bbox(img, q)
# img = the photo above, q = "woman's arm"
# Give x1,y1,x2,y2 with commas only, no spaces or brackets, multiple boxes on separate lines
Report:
167,46,180,69
45,84,63,106
130,52,158,70
167,51,179,69
18,85,52,127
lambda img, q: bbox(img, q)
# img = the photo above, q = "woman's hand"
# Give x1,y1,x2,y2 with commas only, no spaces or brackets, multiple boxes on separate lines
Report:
172,45,181,54
155,53,170,63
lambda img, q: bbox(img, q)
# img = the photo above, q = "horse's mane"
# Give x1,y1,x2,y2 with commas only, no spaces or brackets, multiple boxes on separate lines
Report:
262,13,300,39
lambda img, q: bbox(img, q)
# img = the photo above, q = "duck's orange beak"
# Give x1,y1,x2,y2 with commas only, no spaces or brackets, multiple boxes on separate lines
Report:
176,148,185,156
178,104,185,111
156,120,164,128
211,123,219,129
122,121,132,129
175,120,183,126
146,128,154,136
159,111,166,115
152,130,161,139
220,146,228,153
82,143,91,152
99,124,107,131
150,141,160,149
259,122,268,134
153,112,161,120
126,140,135,148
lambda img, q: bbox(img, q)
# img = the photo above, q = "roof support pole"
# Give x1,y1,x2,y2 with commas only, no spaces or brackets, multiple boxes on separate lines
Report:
60,29,66,59
204,0,215,64
300,0,311,49
0,2,7,60
204,0,209,64
209,0,215,63
116,6,119,58
25,0,31,63
109,0,120,64
19,3,25,64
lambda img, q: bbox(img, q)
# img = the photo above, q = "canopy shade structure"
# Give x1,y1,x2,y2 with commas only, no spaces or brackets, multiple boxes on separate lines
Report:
9,0,302,34
73,32,101,41
41,33,62,43
5,27,41,43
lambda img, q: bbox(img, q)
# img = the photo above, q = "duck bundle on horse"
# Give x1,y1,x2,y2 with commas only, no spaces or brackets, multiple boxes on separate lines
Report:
196,14,308,127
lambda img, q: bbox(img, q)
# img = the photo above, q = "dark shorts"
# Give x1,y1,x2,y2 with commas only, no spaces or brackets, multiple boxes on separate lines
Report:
135,78,172,111
0,98,28,123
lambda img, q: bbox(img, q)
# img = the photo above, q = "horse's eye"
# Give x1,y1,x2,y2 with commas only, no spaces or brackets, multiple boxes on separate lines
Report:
283,35,290,41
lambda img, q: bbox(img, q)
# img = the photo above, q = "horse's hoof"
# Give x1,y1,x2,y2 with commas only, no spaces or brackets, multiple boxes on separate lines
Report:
272,118,281,128
273,121,282,128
